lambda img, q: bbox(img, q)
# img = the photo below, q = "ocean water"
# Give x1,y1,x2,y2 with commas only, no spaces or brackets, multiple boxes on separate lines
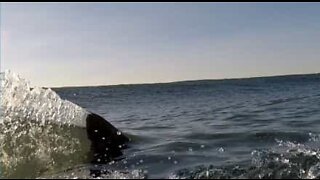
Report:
1,71,320,179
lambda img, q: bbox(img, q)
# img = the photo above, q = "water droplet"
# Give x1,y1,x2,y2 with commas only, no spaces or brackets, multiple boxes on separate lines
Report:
102,137,105,140
201,145,205,148
283,159,289,164
174,160,178,164
168,156,171,160
139,159,144,163
94,130,98,133
218,147,225,152
117,131,122,136
109,160,115,165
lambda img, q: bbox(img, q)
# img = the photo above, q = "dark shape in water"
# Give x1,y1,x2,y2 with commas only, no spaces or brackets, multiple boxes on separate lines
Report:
86,113,130,164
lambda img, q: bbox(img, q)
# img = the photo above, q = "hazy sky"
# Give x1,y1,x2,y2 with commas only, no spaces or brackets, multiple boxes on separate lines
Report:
1,3,320,87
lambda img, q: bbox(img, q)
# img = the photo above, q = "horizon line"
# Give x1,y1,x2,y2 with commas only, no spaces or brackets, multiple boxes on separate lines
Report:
49,71,320,89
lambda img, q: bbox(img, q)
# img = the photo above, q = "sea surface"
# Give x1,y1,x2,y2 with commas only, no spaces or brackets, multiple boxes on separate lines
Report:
2,72,320,179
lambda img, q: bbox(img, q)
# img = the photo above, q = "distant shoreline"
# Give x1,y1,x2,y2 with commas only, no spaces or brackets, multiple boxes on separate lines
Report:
49,72,320,89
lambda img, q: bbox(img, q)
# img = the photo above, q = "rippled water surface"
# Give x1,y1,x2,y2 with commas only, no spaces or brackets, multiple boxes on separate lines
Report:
53,74,320,179
1,72,320,178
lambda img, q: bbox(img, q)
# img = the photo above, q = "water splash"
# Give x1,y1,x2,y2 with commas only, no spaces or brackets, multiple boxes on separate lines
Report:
171,139,320,179
38,164,148,179
0,70,87,127
0,70,91,178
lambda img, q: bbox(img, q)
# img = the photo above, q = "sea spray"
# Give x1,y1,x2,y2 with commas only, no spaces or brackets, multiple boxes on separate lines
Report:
0,70,91,178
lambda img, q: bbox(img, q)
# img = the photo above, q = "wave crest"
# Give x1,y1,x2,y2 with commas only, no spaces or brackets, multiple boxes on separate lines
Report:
0,70,91,178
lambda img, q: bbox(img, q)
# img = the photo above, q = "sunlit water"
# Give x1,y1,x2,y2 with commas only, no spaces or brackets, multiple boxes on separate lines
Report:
1,71,320,179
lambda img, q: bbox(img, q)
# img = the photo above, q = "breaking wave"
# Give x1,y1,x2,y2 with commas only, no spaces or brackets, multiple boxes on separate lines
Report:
170,136,320,179
0,70,91,178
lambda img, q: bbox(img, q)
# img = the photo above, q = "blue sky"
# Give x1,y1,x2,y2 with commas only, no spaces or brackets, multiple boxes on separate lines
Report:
1,3,320,87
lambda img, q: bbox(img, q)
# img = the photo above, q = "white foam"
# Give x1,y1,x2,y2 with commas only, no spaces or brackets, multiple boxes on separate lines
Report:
0,70,91,178
0,70,88,127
